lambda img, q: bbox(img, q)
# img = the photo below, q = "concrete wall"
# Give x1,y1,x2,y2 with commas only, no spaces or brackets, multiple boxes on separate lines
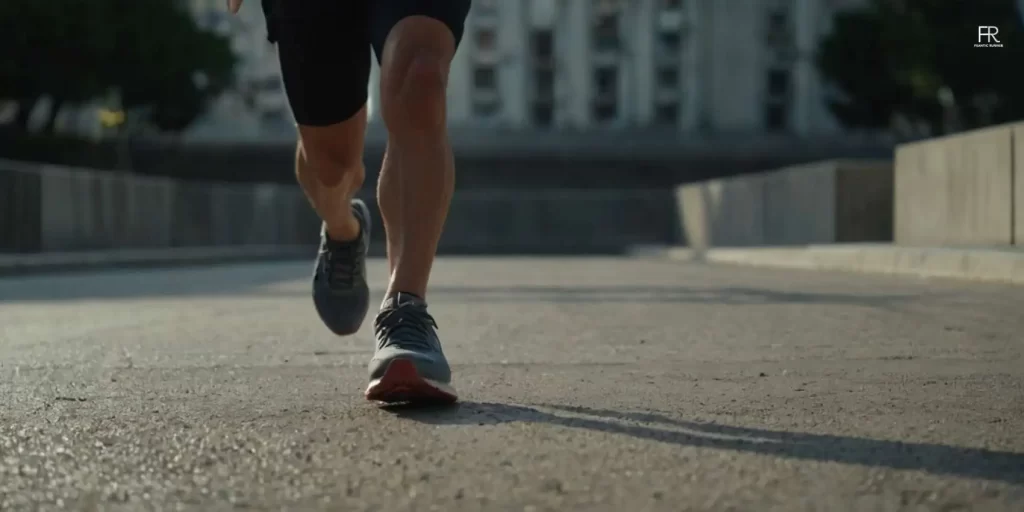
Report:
676,174,766,247
0,160,42,252
835,160,896,243
894,122,1020,247
1016,124,1024,246
361,189,679,255
2,161,322,253
0,160,678,256
675,159,893,249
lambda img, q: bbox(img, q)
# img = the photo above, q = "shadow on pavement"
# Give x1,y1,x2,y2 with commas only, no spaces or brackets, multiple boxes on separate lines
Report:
258,285,920,308
383,401,1024,485
424,285,921,309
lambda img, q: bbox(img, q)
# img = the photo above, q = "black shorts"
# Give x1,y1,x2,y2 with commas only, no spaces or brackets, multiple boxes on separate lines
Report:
262,0,472,127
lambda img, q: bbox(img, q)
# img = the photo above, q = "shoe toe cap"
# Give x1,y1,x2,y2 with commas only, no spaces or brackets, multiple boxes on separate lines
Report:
369,347,450,382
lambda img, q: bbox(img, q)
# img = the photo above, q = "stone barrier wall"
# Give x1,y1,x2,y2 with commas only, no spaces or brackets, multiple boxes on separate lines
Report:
0,160,678,255
675,160,893,249
893,121,1023,247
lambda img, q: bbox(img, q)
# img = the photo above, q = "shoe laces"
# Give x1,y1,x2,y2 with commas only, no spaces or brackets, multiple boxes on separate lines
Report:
374,303,439,352
323,241,361,289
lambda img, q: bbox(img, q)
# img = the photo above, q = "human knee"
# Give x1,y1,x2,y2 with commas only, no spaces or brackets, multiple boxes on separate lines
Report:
298,126,365,187
381,50,448,134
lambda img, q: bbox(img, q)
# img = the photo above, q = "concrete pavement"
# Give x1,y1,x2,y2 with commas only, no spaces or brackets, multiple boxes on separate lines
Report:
632,244,1024,286
1,257,1023,511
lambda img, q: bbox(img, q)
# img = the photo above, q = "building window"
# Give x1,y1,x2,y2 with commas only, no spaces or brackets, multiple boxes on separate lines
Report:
766,68,789,98
530,29,556,128
655,103,679,126
593,67,618,96
472,61,499,119
261,109,287,124
765,103,787,131
592,66,618,123
593,103,617,122
535,69,554,99
767,11,788,33
532,30,554,59
473,66,497,90
474,28,497,51
592,13,620,52
657,31,682,54
532,104,554,127
656,67,679,89
765,5,791,47
764,1,793,132
473,100,501,117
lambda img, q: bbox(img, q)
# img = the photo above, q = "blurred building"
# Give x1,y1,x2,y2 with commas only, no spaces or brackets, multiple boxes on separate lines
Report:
370,0,866,137
183,0,294,141
180,0,869,142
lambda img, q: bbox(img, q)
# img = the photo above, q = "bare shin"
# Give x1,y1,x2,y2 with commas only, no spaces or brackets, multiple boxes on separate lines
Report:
377,16,457,300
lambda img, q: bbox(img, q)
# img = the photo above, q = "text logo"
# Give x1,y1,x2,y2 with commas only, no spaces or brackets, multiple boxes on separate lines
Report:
976,26,1004,47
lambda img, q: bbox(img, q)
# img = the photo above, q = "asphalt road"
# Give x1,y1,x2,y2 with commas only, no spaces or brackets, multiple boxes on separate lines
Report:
1,257,1023,511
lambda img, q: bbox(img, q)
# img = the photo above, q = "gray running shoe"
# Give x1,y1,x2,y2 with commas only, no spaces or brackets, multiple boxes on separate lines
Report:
312,199,371,336
365,292,457,403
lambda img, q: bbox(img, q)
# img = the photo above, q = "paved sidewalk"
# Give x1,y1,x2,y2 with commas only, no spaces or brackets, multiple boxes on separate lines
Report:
632,244,1024,285
1,257,1022,510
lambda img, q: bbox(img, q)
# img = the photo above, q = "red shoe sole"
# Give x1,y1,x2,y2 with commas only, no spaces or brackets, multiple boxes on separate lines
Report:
365,359,458,404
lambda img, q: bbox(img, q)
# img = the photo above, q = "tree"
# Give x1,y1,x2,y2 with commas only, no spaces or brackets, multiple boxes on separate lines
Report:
103,0,237,133
0,0,236,134
0,1,115,131
150,25,238,132
817,0,1024,135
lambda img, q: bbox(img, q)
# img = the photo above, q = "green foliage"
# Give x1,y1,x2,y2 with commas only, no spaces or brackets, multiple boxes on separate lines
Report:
0,0,237,133
817,0,1024,134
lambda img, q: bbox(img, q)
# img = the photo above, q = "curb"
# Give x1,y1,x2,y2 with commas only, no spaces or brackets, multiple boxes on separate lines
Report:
0,246,314,277
631,244,1024,285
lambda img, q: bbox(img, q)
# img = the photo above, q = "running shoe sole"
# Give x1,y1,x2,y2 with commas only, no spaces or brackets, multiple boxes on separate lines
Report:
365,359,458,404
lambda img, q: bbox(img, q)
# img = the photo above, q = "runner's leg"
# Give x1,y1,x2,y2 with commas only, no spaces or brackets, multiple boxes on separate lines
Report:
363,0,471,403
371,1,471,301
263,0,374,335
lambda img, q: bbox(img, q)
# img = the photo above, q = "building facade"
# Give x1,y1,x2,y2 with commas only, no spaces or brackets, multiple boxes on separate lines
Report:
184,0,294,141
184,0,868,140
369,0,867,136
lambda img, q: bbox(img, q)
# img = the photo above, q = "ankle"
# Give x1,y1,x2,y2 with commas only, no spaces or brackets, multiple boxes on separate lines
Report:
324,214,361,243
381,290,425,309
